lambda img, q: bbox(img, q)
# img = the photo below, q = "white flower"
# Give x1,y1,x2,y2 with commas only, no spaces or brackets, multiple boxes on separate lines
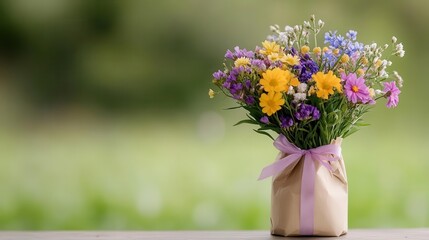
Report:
396,43,404,51
379,70,388,78
269,25,278,32
392,36,397,43
318,19,324,28
277,32,288,44
284,26,294,33
293,25,300,32
393,71,403,87
287,86,295,95
303,21,311,29
375,89,384,95
371,43,377,50
364,45,371,51
297,83,308,93
293,93,307,102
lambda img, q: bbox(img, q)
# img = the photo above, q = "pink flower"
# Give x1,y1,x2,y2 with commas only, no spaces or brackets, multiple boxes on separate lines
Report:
383,81,401,108
342,73,372,104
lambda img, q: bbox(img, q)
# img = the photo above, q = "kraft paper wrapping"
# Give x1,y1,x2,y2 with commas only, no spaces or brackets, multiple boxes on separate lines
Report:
270,139,348,237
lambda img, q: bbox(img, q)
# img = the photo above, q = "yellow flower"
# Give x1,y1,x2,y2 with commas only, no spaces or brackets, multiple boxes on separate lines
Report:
301,45,310,54
361,57,368,65
375,59,382,68
312,71,342,99
356,68,365,76
259,91,285,116
234,57,250,67
308,86,316,96
260,41,281,56
369,88,375,98
282,54,300,66
208,89,215,98
268,53,282,62
333,49,340,55
260,68,287,92
313,47,321,55
340,54,350,63
323,47,329,53
283,70,300,90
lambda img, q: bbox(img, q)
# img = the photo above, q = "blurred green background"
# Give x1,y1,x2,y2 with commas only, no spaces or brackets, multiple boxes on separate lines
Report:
0,0,428,230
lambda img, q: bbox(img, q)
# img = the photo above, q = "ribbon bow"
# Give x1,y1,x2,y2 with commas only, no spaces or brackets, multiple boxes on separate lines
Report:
258,135,341,235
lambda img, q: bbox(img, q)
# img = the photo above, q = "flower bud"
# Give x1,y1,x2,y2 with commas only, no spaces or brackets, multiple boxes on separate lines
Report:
340,54,350,63
301,45,310,54
208,89,215,98
313,47,321,55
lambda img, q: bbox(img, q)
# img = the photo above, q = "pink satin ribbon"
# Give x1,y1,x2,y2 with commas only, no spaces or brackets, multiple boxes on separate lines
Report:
258,135,341,235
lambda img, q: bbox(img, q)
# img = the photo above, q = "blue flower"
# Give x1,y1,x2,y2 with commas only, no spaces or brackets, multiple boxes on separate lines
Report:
346,30,357,41
323,30,364,68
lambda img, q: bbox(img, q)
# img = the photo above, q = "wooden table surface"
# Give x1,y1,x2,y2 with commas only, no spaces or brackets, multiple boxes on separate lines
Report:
0,229,428,240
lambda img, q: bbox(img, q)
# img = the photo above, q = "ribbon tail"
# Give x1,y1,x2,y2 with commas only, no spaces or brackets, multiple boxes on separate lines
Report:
258,153,302,180
300,153,316,235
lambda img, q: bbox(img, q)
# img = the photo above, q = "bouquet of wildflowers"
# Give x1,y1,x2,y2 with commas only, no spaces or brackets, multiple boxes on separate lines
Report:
209,15,404,150
209,15,405,237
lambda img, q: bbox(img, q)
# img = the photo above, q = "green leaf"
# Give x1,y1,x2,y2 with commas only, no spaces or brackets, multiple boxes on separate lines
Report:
223,106,243,110
253,129,275,141
343,127,360,138
355,122,370,127
233,119,257,126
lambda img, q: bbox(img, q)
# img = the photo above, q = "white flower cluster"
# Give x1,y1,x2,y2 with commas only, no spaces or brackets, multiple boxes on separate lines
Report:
391,36,405,57
293,83,308,102
268,15,325,49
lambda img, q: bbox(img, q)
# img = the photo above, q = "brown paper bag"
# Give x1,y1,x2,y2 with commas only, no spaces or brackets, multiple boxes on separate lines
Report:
270,139,348,237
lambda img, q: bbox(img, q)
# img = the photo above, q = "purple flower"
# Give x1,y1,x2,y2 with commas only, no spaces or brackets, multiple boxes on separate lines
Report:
213,70,226,80
295,104,320,121
260,116,270,124
280,115,294,128
230,83,242,94
244,95,255,105
226,66,244,82
342,73,372,104
224,46,254,60
225,50,234,59
383,81,401,108
244,79,252,89
222,81,231,89
294,54,319,82
312,109,320,120
250,59,266,71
